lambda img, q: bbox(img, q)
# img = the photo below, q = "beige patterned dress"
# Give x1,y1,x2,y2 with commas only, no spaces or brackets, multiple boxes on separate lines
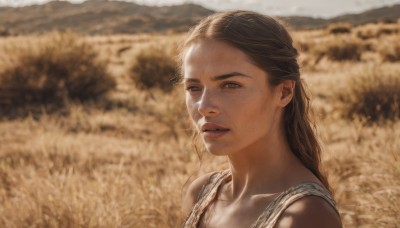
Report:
182,169,339,228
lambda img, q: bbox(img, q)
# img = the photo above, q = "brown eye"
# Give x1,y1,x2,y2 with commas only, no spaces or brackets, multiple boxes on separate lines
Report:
222,82,241,89
186,86,202,92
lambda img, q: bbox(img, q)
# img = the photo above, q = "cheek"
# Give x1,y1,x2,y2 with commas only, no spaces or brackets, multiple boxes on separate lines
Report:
185,96,197,121
234,93,275,127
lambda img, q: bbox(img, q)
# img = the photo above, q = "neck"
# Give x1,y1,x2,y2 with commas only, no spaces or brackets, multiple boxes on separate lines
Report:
225,127,316,201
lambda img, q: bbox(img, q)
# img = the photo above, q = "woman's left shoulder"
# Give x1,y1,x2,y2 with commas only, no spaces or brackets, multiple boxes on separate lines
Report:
275,195,343,228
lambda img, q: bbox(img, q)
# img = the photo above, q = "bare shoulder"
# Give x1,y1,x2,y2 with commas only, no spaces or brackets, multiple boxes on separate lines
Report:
275,196,343,228
181,171,217,217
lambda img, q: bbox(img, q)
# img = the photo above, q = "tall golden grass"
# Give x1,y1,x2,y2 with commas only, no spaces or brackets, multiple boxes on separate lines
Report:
0,21,399,227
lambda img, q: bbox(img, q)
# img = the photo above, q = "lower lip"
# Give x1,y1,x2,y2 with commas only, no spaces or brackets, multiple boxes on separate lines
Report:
203,130,230,139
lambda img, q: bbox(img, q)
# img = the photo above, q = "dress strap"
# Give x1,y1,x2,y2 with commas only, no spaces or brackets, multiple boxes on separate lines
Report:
250,182,339,228
182,170,231,228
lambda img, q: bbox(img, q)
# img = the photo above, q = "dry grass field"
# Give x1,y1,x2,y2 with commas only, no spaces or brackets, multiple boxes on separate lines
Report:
0,21,399,227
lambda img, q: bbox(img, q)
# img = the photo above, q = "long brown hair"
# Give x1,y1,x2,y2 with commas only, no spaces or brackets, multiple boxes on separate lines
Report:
178,10,331,192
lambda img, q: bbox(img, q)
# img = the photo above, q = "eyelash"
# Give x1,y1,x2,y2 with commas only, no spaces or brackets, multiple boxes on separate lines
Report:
222,82,241,89
185,86,201,92
185,82,241,92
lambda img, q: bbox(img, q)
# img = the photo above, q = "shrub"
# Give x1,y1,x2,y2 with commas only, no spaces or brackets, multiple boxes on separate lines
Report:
327,23,352,35
336,66,400,121
0,32,116,105
311,37,363,62
357,29,376,40
0,26,11,37
378,35,400,62
294,39,311,52
376,27,399,36
130,45,177,92
357,26,398,40
379,17,398,24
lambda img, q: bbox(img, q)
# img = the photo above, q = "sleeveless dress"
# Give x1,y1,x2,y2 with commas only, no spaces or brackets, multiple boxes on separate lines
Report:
182,169,340,228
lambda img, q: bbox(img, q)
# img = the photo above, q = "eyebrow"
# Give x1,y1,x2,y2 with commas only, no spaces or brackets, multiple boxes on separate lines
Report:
183,72,250,83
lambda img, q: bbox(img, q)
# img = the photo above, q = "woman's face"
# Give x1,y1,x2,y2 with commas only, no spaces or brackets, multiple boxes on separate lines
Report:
183,40,284,156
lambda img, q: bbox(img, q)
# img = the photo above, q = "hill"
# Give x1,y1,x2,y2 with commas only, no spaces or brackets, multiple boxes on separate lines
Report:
0,0,214,35
284,4,400,29
0,0,399,35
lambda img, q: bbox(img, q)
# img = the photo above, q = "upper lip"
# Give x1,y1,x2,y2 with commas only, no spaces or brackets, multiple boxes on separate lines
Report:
201,123,230,132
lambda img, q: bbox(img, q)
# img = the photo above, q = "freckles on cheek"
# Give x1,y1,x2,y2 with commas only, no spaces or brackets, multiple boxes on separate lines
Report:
238,95,271,122
185,98,197,120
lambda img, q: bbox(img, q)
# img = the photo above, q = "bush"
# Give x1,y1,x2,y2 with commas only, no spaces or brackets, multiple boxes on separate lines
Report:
356,29,376,40
357,26,399,40
336,66,400,121
379,17,398,24
0,26,11,37
311,37,363,62
0,32,116,105
376,27,399,36
294,39,311,52
378,35,400,62
130,46,177,92
327,23,352,35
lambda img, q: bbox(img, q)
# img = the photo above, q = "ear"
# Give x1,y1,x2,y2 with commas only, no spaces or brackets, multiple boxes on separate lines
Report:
277,80,295,108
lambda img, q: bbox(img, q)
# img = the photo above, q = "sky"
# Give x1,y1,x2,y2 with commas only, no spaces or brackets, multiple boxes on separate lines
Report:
0,0,399,18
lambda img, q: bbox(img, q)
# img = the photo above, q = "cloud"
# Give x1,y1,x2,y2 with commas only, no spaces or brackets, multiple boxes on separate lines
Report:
290,5,304,13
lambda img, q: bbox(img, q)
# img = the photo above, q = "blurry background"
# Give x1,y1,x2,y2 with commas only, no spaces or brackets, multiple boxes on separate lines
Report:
0,0,399,227
2,0,400,17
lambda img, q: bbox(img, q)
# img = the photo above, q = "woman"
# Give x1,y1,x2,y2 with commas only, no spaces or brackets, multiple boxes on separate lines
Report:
179,10,342,228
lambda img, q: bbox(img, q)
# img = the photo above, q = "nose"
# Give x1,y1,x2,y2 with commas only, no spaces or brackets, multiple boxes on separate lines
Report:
197,88,219,117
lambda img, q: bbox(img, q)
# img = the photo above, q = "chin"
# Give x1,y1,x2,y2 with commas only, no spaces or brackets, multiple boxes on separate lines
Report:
206,149,227,156
204,143,233,156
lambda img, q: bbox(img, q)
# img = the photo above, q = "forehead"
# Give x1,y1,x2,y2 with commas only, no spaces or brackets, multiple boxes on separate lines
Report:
183,40,262,78
184,40,251,62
